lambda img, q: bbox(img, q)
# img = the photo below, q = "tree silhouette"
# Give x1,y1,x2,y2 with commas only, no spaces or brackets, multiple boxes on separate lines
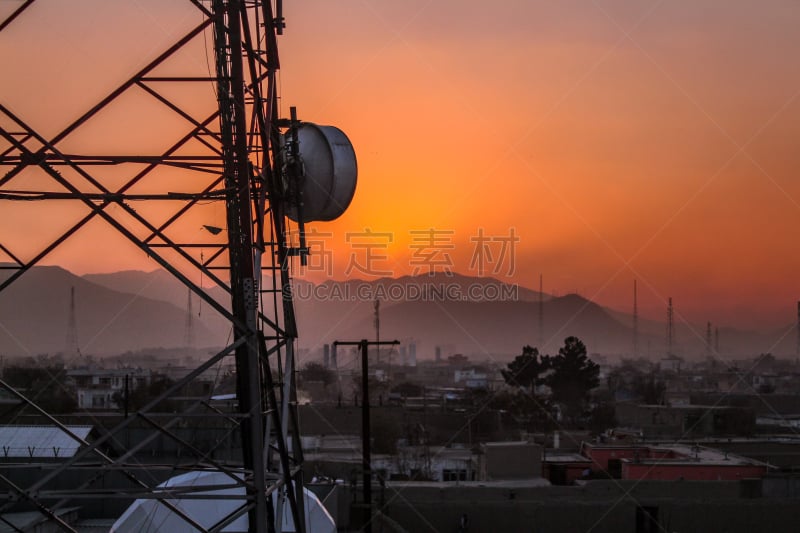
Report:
546,337,599,423
501,345,549,393
298,362,335,387
500,346,556,432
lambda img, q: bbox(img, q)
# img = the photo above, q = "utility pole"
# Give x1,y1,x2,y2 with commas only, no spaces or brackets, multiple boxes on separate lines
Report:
333,339,399,533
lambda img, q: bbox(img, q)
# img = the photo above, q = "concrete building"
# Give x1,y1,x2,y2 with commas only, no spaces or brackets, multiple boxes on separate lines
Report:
580,442,770,481
302,437,477,483
542,451,592,485
478,441,542,481
67,367,151,410
454,367,489,389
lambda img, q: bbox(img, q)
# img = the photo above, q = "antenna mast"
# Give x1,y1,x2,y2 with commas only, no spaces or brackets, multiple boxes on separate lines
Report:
184,288,194,348
65,286,80,357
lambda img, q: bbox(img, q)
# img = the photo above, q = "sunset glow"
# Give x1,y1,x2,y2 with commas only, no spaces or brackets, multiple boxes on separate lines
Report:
2,0,800,331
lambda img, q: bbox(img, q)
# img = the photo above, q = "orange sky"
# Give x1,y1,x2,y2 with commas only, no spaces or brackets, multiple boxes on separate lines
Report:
1,0,800,331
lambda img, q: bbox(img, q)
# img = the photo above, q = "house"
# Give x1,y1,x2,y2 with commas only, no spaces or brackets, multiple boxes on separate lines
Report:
67,367,151,410
454,368,488,389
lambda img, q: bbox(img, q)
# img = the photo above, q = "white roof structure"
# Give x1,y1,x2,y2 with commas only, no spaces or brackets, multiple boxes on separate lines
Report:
0,426,92,458
110,470,335,533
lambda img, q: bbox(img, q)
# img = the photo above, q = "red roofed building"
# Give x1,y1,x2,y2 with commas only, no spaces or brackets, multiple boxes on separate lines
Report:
580,442,770,481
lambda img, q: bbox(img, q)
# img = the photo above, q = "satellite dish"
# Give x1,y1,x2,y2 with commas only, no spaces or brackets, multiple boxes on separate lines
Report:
110,470,336,533
285,123,357,222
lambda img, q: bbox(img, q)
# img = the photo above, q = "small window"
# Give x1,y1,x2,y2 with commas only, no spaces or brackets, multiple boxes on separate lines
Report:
442,469,468,482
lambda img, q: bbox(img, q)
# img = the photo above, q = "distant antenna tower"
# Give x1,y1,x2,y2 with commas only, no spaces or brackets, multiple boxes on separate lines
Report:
65,286,80,357
184,288,194,348
538,273,544,349
632,279,638,357
666,297,674,355
706,321,712,358
715,326,720,354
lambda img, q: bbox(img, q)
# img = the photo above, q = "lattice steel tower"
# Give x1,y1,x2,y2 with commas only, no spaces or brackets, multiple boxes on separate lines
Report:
0,1,356,532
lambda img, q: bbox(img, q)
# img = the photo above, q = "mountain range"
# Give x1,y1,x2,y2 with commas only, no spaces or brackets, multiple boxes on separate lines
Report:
0,266,795,360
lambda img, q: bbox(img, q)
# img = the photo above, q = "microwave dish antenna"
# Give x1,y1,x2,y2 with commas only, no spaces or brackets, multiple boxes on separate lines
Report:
284,123,357,223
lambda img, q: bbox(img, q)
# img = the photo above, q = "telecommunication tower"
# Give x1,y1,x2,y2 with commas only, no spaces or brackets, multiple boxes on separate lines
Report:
184,288,195,348
65,286,81,357
0,2,356,532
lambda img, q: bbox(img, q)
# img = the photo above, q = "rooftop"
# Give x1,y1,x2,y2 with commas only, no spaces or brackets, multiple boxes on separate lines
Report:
0,425,92,458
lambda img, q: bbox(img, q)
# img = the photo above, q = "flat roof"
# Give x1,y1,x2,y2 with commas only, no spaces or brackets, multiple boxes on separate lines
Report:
0,425,92,458
388,479,551,489
582,441,772,468
482,441,539,448
544,452,591,463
